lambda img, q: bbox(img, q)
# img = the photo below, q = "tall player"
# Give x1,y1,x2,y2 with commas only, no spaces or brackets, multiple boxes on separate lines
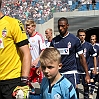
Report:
50,17,90,90
89,35,99,98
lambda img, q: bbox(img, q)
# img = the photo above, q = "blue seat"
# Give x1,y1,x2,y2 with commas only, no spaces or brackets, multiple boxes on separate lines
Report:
79,4,87,11
95,2,99,10
30,94,41,99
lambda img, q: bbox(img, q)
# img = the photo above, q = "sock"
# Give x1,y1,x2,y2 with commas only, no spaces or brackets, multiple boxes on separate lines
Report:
76,88,79,99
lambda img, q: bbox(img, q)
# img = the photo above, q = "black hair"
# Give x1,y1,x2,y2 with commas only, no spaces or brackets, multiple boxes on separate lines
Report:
77,29,86,36
0,0,2,9
58,17,68,24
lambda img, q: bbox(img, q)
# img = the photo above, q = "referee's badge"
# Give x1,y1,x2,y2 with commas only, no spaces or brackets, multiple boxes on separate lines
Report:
2,28,7,38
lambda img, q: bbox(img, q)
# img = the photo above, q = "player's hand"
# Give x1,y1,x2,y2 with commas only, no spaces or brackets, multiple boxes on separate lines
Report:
92,69,97,75
12,76,36,98
36,67,41,75
85,74,90,83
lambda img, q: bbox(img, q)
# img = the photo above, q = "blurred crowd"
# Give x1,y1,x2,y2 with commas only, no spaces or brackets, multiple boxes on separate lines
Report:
1,0,99,24
1,0,75,24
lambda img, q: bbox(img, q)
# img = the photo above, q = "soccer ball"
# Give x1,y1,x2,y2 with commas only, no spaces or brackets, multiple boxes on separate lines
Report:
15,89,29,99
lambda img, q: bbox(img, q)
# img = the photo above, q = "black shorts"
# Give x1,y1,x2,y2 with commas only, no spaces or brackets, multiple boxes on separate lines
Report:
0,77,21,99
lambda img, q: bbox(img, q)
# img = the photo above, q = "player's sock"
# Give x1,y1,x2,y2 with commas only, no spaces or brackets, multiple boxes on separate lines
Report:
76,88,79,99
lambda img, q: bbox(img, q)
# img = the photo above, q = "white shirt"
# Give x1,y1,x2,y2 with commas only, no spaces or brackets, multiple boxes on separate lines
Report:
29,32,46,67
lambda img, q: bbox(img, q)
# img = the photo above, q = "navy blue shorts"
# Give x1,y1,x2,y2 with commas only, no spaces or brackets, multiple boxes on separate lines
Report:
63,73,78,88
77,74,88,87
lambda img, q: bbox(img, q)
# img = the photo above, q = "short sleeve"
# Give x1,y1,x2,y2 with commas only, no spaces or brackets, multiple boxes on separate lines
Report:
11,19,27,43
39,33,46,50
75,38,83,55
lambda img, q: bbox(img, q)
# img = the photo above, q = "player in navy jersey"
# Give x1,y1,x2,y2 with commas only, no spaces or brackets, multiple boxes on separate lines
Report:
89,35,99,98
50,17,90,92
76,29,97,99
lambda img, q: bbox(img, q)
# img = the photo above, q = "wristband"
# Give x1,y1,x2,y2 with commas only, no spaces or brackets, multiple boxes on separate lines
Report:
20,76,29,86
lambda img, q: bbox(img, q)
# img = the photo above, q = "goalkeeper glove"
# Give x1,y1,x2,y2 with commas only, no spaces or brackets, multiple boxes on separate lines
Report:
12,76,31,99
12,85,30,99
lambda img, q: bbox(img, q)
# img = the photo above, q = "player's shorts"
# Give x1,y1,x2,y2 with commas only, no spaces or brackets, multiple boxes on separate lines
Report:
90,67,99,79
61,71,78,88
29,67,43,83
77,74,88,87
0,77,20,99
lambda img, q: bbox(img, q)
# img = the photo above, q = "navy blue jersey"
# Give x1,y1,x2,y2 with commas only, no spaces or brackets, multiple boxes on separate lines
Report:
76,41,96,72
90,44,99,69
94,44,99,57
50,33,83,73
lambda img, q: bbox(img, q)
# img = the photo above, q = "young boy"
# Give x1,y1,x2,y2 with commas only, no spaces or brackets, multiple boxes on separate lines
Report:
40,47,77,99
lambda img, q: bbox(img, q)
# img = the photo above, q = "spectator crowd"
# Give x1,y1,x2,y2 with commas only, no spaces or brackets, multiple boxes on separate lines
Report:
1,0,99,24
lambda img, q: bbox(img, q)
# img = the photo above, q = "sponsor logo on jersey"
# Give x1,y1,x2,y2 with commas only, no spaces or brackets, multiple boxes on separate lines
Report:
54,94,61,99
58,48,69,55
68,42,71,48
54,42,59,44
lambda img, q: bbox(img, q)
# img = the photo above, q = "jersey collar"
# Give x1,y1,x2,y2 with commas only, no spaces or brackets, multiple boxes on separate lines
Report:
0,15,5,20
48,76,64,93
30,32,37,37
60,32,70,38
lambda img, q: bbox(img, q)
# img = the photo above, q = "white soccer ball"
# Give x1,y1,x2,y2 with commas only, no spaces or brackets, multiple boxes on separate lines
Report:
16,89,29,99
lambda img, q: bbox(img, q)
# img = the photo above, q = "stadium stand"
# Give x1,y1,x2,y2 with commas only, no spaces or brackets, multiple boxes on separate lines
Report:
1,0,99,25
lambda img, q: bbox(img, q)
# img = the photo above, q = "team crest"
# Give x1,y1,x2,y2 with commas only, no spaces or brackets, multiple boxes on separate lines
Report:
2,28,7,37
54,94,61,99
68,42,71,48
32,40,35,42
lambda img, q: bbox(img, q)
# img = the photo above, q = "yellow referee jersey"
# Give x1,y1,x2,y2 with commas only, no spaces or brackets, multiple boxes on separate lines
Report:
0,16,28,80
